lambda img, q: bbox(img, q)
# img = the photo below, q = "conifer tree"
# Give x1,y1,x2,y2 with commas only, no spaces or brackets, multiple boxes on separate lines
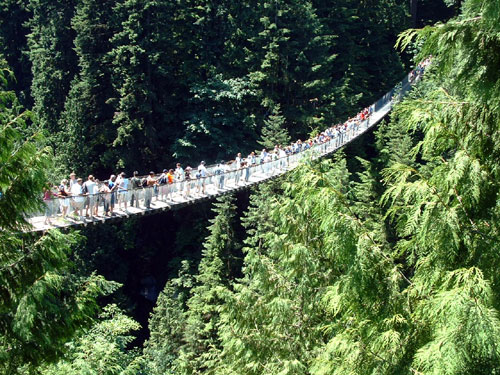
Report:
59,0,115,175
26,0,77,138
109,0,180,171
0,0,32,104
258,104,290,150
314,1,500,374
144,261,193,375
0,64,118,374
217,158,359,375
176,194,240,374
38,305,141,375
313,0,408,118
247,0,335,138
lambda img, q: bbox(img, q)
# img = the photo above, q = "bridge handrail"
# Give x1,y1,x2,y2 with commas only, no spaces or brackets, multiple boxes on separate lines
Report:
27,65,426,228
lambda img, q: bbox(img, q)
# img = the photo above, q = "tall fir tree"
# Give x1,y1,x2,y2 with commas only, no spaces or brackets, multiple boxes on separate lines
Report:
247,0,335,139
38,305,141,375
109,0,181,171
313,0,408,120
145,261,194,375
59,0,115,176
175,194,241,374
171,0,261,164
258,104,290,150
217,158,357,375
0,0,32,105
26,0,77,137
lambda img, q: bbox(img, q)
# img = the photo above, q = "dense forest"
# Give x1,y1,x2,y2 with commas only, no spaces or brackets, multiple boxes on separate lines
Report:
3,0,500,374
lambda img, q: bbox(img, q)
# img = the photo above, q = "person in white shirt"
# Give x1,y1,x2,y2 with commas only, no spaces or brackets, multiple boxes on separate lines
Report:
69,172,77,188
83,175,98,217
116,172,129,211
175,163,184,196
71,178,85,219
234,153,242,185
278,147,287,169
197,161,208,194
214,161,228,190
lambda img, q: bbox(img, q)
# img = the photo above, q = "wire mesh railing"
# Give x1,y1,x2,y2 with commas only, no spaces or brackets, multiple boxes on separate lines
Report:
28,68,423,229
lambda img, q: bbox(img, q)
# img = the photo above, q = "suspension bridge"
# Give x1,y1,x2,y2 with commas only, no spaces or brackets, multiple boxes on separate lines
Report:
27,71,419,232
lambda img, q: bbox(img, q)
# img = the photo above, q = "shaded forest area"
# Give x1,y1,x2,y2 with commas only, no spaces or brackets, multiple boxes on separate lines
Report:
5,1,500,375
1,0,450,177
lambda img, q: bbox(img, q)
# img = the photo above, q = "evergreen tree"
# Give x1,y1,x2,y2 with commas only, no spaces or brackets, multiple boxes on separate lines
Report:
258,104,290,150
59,0,115,176
174,75,259,164
217,158,355,375
247,0,335,138
145,261,193,375
176,194,240,374
109,0,181,171
313,0,408,120
39,305,141,375
171,0,261,164
0,64,118,374
26,0,77,140
0,0,32,105
314,1,500,374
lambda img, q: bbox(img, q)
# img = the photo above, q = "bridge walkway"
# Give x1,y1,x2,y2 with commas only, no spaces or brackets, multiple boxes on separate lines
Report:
27,72,416,232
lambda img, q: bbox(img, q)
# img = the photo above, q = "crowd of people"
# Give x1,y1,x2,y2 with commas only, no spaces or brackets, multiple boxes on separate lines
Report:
409,57,432,83
40,105,373,225
39,62,430,226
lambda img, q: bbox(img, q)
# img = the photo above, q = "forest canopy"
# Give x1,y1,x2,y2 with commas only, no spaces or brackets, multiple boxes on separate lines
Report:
3,0,500,374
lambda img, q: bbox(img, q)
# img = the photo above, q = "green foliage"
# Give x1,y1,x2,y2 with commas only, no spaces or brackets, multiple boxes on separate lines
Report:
175,194,240,374
0,65,120,374
173,76,259,163
217,157,358,375
59,0,116,176
247,0,337,137
19,0,410,174
212,3,500,374
5,2,491,375
39,305,142,375
109,0,180,171
26,0,77,136
0,79,45,231
0,0,32,104
146,195,241,375
258,104,290,149
145,260,193,375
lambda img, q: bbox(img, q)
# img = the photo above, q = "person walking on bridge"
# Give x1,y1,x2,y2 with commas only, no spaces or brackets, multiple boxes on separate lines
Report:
158,169,168,201
234,153,242,185
129,171,141,208
83,175,98,218
58,179,70,219
184,166,192,197
175,163,184,197
71,178,85,220
167,169,175,201
197,161,207,195
116,172,129,212
145,171,156,209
